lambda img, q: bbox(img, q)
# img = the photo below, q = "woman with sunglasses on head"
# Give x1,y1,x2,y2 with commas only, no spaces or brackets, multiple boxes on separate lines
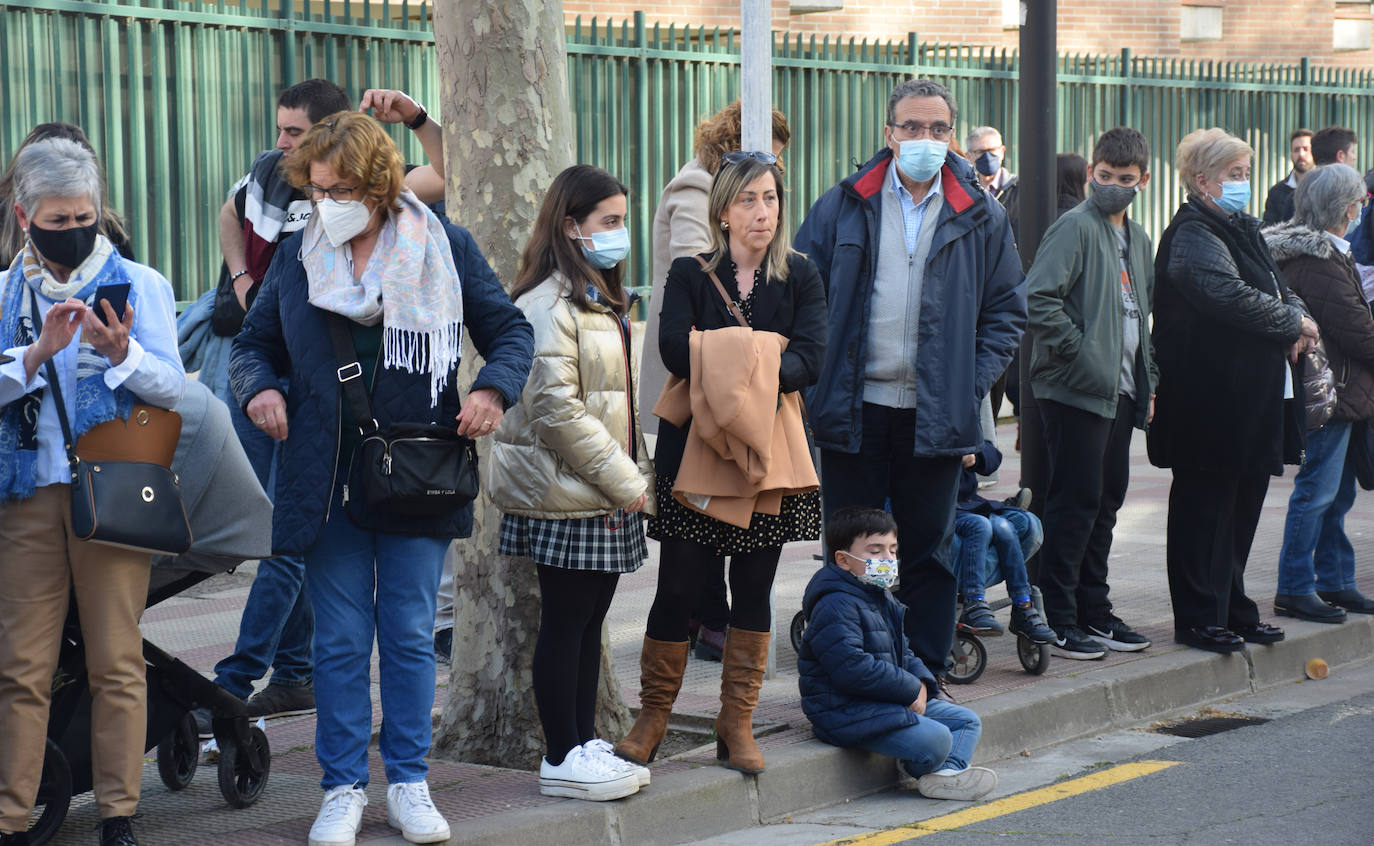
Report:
615,152,827,775
487,165,654,802
229,111,533,846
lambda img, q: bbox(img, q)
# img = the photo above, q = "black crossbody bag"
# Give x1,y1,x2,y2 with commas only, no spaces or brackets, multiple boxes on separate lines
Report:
326,314,479,527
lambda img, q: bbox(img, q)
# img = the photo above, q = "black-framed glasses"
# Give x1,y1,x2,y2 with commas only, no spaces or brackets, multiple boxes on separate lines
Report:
722,151,778,167
304,184,360,201
888,121,955,141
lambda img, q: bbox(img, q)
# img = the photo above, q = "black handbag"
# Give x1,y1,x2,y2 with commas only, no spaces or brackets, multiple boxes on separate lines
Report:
35,293,193,556
1350,420,1374,491
326,315,479,527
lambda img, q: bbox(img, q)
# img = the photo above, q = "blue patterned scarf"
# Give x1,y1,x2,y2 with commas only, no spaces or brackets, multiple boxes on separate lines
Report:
0,240,134,502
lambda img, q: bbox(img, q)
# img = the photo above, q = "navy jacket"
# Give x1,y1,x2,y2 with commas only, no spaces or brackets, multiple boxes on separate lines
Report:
794,149,1026,457
956,439,1005,514
229,223,535,554
797,563,938,747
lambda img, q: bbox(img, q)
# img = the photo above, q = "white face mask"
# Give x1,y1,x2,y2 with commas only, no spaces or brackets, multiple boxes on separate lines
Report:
841,551,900,590
315,198,373,247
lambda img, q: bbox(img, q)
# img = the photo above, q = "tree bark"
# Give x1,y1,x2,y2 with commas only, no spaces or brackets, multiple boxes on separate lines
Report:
432,0,631,770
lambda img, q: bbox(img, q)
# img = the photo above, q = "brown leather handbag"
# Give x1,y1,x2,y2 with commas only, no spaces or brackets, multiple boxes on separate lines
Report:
76,404,180,467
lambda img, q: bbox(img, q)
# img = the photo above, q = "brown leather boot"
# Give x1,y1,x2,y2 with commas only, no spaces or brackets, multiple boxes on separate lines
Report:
614,637,690,765
714,628,770,774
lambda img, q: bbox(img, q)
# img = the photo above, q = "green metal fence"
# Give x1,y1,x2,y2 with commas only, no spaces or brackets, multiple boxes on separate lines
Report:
5,3,1374,303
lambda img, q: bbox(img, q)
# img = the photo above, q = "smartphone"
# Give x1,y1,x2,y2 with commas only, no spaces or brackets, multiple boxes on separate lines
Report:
93,282,131,326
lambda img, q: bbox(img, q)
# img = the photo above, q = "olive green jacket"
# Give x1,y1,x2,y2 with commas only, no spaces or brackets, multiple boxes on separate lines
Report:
1025,200,1158,428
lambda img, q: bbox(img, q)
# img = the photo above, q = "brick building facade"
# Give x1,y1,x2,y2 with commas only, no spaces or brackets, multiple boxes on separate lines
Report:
564,0,1374,66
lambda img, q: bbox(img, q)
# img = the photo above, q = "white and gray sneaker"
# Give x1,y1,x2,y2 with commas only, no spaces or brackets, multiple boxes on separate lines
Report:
386,781,451,843
916,766,998,801
539,743,641,801
309,785,368,846
585,738,651,787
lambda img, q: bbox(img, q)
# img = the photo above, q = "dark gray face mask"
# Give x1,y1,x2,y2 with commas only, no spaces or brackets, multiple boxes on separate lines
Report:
1089,180,1139,216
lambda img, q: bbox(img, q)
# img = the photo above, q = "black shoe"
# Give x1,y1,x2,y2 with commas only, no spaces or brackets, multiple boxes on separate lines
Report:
1231,622,1285,644
1175,625,1244,654
1274,592,1347,623
958,598,1005,636
191,706,213,740
1008,601,1056,644
1004,487,1033,510
933,675,958,704
245,683,315,719
1083,616,1151,652
1316,588,1374,615
0,830,31,845
99,816,138,846
1051,626,1107,660
434,628,453,666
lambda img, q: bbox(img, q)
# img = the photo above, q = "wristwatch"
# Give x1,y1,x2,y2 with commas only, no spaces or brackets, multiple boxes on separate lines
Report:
408,107,429,131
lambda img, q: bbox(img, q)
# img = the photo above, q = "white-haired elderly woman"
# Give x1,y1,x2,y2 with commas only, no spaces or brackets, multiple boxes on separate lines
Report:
1148,127,1320,656
0,138,184,846
1265,164,1374,623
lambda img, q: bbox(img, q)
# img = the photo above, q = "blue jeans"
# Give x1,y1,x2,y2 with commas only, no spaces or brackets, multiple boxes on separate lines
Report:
856,699,982,777
954,509,1042,599
1277,421,1352,595
304,482,449,789
1315,449,1360,592
213,400,313,698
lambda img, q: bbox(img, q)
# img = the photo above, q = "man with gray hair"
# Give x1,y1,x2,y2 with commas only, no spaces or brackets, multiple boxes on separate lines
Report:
796,78,1026,693
966,125,1018,209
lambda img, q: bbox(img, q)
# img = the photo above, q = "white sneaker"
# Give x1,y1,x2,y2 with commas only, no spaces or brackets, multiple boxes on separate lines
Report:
539,743,641,801
386,781,451,844
585,738,651,787
308,785,368,846
916,766,998,801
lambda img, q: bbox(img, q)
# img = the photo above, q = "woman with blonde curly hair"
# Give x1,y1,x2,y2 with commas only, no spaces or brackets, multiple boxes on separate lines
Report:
229,111,533,846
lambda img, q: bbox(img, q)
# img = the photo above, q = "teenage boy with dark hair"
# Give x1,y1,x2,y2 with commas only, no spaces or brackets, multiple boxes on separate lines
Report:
798,507,997,801
1024,127,1158,660
1311,126,1358,168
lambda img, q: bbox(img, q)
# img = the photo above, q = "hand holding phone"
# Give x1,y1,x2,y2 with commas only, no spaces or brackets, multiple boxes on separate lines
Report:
94,282,131,326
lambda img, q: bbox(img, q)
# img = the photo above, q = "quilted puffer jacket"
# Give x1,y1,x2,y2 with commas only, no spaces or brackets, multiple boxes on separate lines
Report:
797,563,937,748
487,275,653,518
1264,222,1374,422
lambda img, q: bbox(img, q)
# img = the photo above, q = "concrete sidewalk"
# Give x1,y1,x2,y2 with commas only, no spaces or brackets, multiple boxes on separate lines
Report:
39,420,1374,845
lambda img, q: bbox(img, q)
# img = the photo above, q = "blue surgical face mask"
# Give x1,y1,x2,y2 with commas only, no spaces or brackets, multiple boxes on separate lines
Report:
576,224,630,269
841,551,900,591
896,138,948,183
975,150,1002,177
1213,179,1251,215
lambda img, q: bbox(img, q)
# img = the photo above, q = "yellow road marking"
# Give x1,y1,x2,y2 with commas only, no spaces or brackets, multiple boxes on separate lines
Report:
814,760,1181,846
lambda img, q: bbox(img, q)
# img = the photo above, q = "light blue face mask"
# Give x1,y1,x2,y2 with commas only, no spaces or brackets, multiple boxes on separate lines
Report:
896,138,948,182
1213,179,1251,215
577,224,630,269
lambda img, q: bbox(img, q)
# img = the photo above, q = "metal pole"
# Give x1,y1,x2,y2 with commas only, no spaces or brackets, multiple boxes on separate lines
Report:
1016,0,1056,581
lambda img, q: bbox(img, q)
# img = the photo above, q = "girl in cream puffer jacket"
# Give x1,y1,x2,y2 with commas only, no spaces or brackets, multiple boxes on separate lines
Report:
488,165,655,801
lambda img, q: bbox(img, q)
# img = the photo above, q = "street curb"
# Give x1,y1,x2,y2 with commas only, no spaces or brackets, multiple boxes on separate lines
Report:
394,616,1374,845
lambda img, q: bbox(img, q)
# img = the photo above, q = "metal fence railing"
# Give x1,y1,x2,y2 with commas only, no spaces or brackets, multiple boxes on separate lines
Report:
5,4,1374,302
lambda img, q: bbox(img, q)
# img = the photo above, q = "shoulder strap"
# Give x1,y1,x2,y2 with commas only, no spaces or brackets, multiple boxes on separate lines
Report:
694,255,750,329
29,288,79,480
325,313,379,435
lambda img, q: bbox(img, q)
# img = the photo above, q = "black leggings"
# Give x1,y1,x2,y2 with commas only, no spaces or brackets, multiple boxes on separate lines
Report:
645,538,781,641
534,565,619,765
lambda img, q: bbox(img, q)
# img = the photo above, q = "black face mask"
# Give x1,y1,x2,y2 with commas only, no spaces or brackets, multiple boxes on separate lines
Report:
28,221,99,270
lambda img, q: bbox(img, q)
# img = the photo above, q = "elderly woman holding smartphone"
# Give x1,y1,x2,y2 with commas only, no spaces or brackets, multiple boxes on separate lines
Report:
0,138,185,846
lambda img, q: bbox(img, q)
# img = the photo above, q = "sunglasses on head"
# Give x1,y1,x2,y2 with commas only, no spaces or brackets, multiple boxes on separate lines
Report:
722,151,778,167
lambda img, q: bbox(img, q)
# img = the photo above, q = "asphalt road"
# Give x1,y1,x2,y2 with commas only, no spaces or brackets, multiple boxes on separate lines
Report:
696,658,1374,846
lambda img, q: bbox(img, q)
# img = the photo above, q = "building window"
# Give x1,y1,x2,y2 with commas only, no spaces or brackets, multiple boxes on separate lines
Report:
790,0,845,13
1334,1,1373,51
1180,5,1223,42
1003,0,1023,29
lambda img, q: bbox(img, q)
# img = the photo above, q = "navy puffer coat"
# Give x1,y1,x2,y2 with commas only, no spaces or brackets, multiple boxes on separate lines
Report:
797,563,938,747
229,223,534,554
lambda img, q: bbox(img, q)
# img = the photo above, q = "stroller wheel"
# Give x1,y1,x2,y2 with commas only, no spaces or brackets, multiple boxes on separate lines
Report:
218,725,271,808
1017,635,1051,676
28,737,71,845
946,632,987,684
789,610,807,654
157,710,200,790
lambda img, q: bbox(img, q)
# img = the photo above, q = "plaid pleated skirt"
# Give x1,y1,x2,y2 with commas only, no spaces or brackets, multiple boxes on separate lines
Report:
498,510,648,573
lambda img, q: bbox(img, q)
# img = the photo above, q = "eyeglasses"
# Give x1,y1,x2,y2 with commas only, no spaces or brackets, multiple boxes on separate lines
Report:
722,151,778,167
888,121,955,142
304,184,360,201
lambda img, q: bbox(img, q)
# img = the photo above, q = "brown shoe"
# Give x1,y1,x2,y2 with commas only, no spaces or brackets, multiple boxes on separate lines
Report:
714,628,770,774
613,637,690,765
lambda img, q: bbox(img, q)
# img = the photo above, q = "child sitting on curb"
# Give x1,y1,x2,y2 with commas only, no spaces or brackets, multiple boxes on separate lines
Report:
955,437,1056,645
797,507,998,801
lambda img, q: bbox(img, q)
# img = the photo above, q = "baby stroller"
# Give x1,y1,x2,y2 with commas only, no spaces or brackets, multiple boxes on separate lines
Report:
26,382,275,844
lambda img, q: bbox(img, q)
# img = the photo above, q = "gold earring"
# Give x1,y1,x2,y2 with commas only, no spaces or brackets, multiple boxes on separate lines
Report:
720,220,729,230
